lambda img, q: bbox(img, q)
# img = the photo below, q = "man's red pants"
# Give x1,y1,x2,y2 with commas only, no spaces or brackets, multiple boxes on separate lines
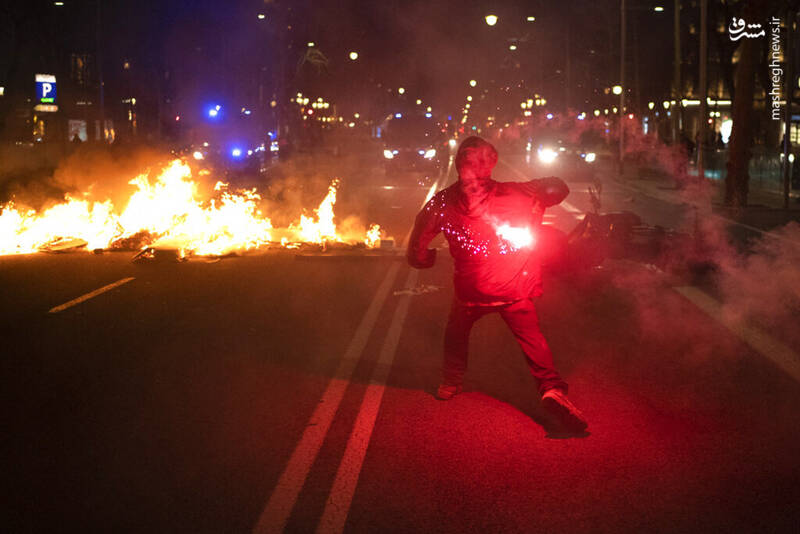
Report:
443,297,568,396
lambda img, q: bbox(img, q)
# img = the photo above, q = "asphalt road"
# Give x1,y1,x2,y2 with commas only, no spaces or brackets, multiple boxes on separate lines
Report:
2,149,799,533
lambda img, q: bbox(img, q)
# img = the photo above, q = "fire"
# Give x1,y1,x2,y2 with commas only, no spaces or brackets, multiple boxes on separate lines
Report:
291,179,340,244
0,159,384,256
496,224,534,249
365,224,381,248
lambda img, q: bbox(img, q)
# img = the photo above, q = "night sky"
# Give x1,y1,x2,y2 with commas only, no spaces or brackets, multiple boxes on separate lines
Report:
1,0,677,120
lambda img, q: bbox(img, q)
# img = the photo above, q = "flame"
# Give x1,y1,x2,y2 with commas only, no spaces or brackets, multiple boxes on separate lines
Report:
291,179,340,244
365,224,382,248
0,159,383,256
496,224,534,249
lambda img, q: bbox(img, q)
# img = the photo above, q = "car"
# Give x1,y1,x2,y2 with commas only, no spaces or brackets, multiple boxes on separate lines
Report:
380,114,447,184
525,131,600,180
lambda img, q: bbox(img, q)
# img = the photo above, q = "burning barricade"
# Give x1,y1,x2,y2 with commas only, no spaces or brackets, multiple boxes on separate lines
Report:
0,160,388,260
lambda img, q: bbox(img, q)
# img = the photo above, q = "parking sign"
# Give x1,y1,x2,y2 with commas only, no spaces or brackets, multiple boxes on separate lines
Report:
35,74,57,104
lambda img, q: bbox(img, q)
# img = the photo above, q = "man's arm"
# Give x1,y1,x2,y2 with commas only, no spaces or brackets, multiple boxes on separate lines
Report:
406,195,443,269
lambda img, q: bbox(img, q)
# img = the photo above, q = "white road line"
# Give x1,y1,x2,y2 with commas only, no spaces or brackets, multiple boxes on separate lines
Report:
673,286,800,383
47,277,135,313
560,200,583,215
316,268,419,534
499,160,583,219
252,262,401,534
254,161,449,534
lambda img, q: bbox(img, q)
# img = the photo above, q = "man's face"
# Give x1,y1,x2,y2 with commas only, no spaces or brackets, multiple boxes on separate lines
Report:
459,165,481,183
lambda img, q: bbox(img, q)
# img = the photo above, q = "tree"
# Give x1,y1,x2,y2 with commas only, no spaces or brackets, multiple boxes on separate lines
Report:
724,0,766,208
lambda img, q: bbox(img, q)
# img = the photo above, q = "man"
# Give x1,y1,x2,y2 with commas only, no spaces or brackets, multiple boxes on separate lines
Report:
407,136,588,433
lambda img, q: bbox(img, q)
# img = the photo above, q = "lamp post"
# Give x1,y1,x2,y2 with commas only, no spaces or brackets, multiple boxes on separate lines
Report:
697,0,708,182
619,0,626,175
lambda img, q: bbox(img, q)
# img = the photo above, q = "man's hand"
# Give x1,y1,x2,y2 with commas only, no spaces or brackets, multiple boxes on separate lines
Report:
536,176,569,207
408,247,437,269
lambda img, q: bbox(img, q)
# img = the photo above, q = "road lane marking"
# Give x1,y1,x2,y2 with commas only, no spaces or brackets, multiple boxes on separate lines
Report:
47,277,135,313
673,286,800,383
560,200,582,216
255,160,449,534
316,268,419,534
500,160,583,220
252,262,401,534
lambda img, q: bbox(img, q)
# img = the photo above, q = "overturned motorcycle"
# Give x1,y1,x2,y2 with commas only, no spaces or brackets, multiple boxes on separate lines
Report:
538,180,717,279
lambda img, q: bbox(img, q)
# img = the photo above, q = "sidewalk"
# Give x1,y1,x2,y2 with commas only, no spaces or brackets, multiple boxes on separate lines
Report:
614,165,800,235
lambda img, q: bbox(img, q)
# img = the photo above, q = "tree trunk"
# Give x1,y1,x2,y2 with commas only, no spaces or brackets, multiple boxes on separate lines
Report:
725,35,756,208
725,1,762,208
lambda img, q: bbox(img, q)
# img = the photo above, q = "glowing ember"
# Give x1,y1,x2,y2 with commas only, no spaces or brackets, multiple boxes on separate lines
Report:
0,159,383,256
496,224,534,249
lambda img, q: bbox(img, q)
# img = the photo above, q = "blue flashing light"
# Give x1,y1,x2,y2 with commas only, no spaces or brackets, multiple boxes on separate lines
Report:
231,147,243,157
447,115,452,121
395,113,402,118
425,112,432,118
267,131,275,139
208,108,219,118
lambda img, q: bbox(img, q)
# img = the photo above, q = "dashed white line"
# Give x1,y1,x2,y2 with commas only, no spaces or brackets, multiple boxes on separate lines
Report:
674,286,800,383
48,277,135,313
316,269,418,534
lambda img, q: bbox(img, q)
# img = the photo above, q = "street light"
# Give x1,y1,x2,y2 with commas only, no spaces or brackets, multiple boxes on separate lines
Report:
509,44,517,51
526,16,535,22
349,51,358,60
469,79,477,87
485,14,498,26
257,13,265,19
654,6,664,12
612,85,623,95
398,87,405,94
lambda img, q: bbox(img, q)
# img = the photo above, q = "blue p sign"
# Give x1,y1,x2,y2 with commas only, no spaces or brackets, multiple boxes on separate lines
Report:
35,74,57,103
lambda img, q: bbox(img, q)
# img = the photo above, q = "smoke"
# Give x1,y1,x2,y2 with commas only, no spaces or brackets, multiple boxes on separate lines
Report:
0,144,176,211
540,114,800,356
716,223,800,328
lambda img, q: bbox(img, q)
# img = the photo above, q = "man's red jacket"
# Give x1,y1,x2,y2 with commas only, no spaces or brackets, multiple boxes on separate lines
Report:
407,176,569,305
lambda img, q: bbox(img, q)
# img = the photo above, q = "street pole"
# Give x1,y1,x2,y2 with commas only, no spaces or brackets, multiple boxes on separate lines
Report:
96,0,105,143
620,0,626,176
673,0,681,142
783,10,795,208
698,0,708,181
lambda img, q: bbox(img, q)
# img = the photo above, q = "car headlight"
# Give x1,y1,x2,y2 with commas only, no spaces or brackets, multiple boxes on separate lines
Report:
537,147,558,164
383,149,394,159
584,152,596,163
424,148,436,159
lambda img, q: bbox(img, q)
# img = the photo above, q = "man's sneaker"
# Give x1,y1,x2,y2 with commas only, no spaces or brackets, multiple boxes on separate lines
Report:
541,389,588,433
436,383,463,400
